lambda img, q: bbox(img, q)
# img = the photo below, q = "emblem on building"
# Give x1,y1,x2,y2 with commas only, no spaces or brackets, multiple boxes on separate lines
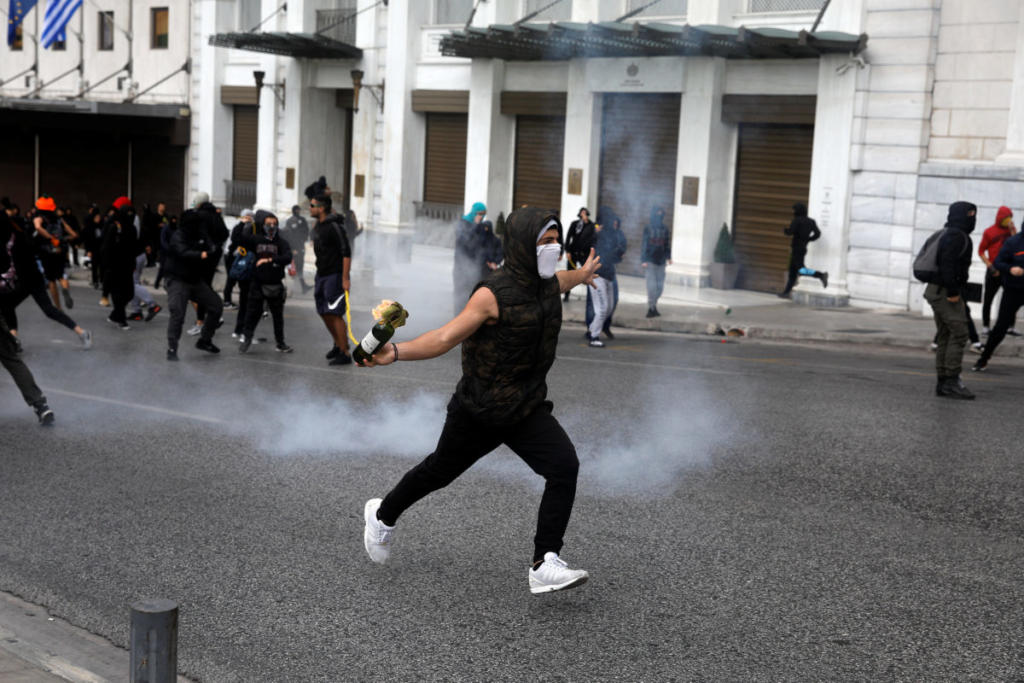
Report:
627,63,639,77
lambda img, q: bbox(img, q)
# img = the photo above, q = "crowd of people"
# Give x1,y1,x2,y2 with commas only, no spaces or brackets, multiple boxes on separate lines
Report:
452,201,670,348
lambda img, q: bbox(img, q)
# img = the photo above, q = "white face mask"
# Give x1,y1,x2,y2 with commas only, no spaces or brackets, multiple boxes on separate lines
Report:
536,243,561,279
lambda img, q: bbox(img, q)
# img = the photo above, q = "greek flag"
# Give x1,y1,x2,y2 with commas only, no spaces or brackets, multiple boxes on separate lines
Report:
40,0,81,48
6,0,38,46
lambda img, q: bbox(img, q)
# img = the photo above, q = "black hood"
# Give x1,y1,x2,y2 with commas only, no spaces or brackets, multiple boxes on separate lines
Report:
502,207,562,287
945,201,977,234
179,209,203,237
650,206,666,229
253,209,275,237
793,202,808,217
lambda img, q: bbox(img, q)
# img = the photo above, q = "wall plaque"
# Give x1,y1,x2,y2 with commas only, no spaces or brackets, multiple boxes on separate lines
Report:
681,176,699,205
567,168,583,196
354,174,366,198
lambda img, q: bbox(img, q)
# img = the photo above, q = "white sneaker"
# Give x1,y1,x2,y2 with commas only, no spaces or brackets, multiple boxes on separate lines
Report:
186,323,203,336
588,338,604,348
929,342,938,352
528,552,589,594
363,498,394,564
969,342,984,354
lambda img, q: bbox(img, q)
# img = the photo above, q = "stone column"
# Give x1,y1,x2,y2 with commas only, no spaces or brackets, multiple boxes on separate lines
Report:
996,1,1024,165
671,56,730,287
374,0,428,262
254,0,282,210
348,4,383,235
799,53,858,306
559,59,601,222
464,59,514,220
194,0,232,206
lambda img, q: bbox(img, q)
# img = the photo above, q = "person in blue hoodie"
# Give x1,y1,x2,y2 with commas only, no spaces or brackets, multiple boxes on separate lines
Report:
973,214,1024,374
641,206,672,318
453,202,487,315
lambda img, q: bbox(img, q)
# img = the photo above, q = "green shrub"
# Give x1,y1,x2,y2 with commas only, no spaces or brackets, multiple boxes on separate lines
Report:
713,223,735,264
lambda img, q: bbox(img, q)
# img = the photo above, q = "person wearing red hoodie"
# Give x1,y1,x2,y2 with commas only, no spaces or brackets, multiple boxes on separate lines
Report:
978,206,1019,336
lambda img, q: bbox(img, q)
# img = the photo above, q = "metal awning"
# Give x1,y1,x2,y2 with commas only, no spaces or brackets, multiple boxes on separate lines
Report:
440,21,866,61
209,32,362,59
0,97,189,119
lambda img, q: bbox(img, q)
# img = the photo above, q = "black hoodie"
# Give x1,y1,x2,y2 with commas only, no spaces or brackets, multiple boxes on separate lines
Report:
165,210,217,283
936,201,977,298
785,203,821,251
454,207,563,425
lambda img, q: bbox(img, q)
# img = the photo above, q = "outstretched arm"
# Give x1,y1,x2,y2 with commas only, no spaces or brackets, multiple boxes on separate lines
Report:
556,247,600,292
359,286,499,366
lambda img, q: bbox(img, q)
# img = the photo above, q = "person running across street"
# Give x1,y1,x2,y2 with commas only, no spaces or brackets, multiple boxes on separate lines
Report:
359,207,600,594
32,195,77,311
925,201,977,399
309,193,352,365
977,205,1019,336
238,212,293,354
973,219,1024,373
0,313,54,425
779,202,828,298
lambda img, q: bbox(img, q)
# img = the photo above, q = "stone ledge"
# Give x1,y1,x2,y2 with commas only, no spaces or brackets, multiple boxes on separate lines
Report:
919,160,1024,181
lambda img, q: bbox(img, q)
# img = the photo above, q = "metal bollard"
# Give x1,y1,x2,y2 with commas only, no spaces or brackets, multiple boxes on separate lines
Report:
129,598,178,683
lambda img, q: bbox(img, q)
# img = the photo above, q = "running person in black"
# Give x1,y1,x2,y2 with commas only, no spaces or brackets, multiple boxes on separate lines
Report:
359,207,600,594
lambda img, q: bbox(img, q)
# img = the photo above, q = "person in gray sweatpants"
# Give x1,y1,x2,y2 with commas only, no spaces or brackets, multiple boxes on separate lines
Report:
1,315,54,424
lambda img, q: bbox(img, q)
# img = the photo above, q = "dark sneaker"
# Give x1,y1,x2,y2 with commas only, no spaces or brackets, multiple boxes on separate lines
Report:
651,307,661,317
777,292,792,299
326,345,341,360
821,271,829,289
33,402,55,426
935,377,946,396
195,339,220,354
971,358,988,372
239,337,252,354
602,328,615,340
166,348,178,362
938,376,975,400
128,311,144,321
276,343,294,353
145,304,162,322
329,351,352,366
223,300,238,310
107,316,130,330
1008,328,1023,337
62,288,73,309
645,308,657,318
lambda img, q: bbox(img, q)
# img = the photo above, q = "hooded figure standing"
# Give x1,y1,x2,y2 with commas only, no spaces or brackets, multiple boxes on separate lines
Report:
238,211,293,354
359,207,601,594
453,202,487,315
163,209,224,360
641,206,672,317
925,201,977,399
779,202,828,297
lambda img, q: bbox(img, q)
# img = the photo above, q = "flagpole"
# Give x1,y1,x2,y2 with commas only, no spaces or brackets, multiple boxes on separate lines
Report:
33,0,40,93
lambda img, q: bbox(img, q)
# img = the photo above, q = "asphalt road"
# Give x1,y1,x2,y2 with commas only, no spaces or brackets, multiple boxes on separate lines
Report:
1,283,1023,682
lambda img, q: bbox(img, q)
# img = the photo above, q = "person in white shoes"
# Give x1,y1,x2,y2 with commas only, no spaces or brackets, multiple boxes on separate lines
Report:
360,208,598,594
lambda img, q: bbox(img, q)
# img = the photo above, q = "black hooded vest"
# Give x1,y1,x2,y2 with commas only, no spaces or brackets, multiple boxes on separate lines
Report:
454,208,563,425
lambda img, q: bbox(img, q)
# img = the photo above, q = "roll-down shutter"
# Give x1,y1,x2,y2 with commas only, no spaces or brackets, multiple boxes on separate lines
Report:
732,124,814,293
598,93,680,276
513,115,565,213
423,112,468,206
39,130,128,213
232,105,259,182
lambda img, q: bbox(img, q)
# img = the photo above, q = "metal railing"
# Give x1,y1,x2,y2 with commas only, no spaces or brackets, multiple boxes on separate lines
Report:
224,180,256,216
316,7,357,45
747,0,825,12
413,201,461,246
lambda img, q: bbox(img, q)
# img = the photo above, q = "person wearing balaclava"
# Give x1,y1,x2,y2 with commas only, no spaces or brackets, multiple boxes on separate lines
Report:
779,202,828,299
237,211,293,354
100,196,139,329
972,203,1024,374
641,206,673,317
453,202,488,315
189,192,229,338
358,207,602,595
924,201,977,398
224,208,255,309
564,207,595,303
283,204,311,293
163,209,224,360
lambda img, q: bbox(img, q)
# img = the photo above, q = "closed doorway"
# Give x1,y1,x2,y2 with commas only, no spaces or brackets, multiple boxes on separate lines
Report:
512,115,565,213
598,93,680,276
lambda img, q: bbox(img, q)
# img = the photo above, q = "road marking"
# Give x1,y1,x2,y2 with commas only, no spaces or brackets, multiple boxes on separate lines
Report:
219,353,454,387
41,388,228,424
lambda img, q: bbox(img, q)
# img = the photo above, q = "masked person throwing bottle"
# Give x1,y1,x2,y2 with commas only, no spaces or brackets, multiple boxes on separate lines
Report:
358,207,601,594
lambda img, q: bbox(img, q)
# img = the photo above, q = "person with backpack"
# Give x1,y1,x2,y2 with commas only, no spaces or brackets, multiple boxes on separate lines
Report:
779,202,828,299
920,201,977,399
310,193,352,365
228,211,260,342
972,224,1024,372
237,212,293,354
223,208,254,309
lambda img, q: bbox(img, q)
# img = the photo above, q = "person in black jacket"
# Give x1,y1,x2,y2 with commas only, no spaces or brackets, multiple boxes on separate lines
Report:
283,205,311,293
223,208,254,309
563,207,595,302
453,202,488,315
925,200,977,399
641,206,672,317
189,193,229,337
163,209,224,360
238,212,293,354
779,202,828,297
101,198,139,329
973,226,1024,373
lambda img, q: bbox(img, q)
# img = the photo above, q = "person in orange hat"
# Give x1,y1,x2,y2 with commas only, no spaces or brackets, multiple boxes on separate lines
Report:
32,195,77,311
